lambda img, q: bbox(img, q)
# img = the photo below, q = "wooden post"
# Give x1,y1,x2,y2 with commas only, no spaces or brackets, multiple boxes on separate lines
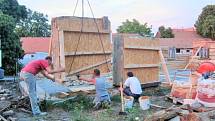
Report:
113,34,124,86
159,49,171,84
59,30,66,82
48,37,52,56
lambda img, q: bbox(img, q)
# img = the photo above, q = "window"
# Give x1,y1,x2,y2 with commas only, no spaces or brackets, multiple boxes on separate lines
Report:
176,48,180,53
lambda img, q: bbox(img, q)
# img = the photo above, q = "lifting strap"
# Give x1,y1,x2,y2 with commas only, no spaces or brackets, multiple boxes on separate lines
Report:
67,0,110,77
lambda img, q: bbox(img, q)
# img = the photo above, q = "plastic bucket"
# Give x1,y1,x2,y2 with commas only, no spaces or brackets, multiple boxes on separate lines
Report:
139,96,150,110
124,96,134,109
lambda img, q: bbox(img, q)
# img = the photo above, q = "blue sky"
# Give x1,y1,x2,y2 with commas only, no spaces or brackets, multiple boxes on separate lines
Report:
17,0,215,33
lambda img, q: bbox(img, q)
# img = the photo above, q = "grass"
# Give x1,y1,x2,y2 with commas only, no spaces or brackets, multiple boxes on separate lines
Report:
142,86,171,96
53,94,94,111
38,86,172,121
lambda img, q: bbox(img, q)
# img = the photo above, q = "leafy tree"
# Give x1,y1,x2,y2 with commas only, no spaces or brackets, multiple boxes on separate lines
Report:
158,26,174,38
0,0,27,22
0,13,24,75
201,15,215,39
16,9,51,37
117,19,152,37
0,0,27,75
195,5,215,39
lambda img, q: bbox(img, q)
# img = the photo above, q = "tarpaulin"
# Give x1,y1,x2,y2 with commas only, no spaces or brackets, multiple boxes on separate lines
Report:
197,62,215,74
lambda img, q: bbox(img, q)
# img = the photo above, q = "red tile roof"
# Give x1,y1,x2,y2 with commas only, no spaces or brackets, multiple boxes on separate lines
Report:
156,28,212,48
21,37,50,54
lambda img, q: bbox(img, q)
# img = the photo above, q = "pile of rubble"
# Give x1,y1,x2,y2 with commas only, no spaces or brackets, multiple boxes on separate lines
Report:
0,96,31,121
0,85,14,101
144,100,215,121
0,83,31,121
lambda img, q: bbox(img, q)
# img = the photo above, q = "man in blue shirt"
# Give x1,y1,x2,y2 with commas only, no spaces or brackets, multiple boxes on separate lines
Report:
78,69,111,109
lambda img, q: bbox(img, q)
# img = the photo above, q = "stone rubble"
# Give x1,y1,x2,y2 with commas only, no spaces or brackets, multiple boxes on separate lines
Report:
0,87,13,101
2,110,14,117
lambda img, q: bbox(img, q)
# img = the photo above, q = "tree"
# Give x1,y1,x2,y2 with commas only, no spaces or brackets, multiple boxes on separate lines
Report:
201,15,215,39
158,26,174,38
0,13,24,75
117,19,152,37
0,0,27,75
195,5,215,39
0,0,27,22
16,9,51,37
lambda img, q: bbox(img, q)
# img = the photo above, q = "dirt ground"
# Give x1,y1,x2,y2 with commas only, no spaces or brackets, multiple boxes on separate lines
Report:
0,80,174,121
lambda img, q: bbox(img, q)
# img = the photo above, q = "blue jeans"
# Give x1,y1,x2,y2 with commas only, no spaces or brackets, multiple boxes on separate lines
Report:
20,72,41,115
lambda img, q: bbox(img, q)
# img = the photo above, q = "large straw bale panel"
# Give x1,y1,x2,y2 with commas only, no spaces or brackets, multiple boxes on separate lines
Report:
50,16,111,80
113,34,160,85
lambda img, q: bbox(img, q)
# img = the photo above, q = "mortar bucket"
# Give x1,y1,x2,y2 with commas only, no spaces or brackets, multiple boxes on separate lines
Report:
124,96,134,109
139,96,150,110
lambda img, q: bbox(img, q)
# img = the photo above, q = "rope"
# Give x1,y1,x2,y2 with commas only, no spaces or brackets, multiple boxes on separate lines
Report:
67,0,84,76
67,0,111,76
86,0,110,72
73,0,79,16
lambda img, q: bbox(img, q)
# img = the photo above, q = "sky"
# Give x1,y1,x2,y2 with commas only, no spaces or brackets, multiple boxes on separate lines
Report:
17,0,215,33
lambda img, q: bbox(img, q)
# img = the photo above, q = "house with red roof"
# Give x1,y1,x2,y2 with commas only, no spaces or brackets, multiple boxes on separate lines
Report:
20,37,50,65
21,37,50,54
156,27,212,60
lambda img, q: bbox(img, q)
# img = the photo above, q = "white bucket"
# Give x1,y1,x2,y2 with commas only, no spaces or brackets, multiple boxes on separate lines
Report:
139,96,150,110
124,96,134,109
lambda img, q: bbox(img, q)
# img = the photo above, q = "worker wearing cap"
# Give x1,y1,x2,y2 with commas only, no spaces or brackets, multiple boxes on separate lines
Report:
20,56,65,116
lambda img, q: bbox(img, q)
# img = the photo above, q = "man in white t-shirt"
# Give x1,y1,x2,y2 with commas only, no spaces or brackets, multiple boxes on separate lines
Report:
123,72,142,100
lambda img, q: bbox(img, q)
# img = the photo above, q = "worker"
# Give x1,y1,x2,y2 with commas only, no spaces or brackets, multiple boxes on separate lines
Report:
78,69,111,110
123,72,142,100
194,62,215,79
20,56,65,116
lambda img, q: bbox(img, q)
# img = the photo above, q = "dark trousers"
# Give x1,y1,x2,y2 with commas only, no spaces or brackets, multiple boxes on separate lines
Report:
202,72,212,79
123,87,141,100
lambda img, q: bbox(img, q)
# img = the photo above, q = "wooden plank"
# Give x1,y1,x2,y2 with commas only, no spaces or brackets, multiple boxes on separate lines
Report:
113,34,124,86
124,64,159,69
0,115,7,121
184,46,202,69
159,49,171,84
124,49,159,65
60,29,110,34
141,81,160,88
67,59,111,76
124,68,159,84
54,16,111,34
65,55,111,74
64,51,111,56
51,19,61,79
63,32,111,53
48,37,52,56
124,46,160,50
59,30,66,81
